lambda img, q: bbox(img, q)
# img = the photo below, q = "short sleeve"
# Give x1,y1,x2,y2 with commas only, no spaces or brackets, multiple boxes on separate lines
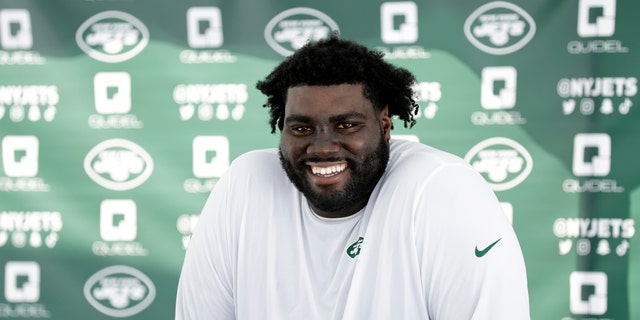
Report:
415,164,530,319
175,170,236,320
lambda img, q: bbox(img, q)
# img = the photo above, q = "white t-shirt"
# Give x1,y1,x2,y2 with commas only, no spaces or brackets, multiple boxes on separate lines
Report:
176,139,530,319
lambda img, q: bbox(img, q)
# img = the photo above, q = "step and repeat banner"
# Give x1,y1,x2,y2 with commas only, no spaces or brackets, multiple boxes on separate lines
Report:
1,0,638,319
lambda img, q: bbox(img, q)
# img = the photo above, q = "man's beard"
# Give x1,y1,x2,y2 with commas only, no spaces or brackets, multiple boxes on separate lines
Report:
279,134,390,214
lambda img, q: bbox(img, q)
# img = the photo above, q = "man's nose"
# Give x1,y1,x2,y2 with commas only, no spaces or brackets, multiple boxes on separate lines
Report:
306,130,340,157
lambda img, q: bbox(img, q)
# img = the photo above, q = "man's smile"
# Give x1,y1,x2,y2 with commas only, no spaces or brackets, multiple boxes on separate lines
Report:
306,161,349,184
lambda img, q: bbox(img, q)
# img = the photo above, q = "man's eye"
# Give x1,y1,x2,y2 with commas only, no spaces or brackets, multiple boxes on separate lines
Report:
337,123,355,129
292,126,311,133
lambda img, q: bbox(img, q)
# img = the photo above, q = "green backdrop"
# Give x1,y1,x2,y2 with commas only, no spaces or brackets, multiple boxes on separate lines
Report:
0,0,638,319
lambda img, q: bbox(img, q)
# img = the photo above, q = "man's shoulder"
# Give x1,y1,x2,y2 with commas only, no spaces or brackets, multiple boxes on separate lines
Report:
213,148,289,195
389,139,468,168
227,148,281,175
232,148,279,166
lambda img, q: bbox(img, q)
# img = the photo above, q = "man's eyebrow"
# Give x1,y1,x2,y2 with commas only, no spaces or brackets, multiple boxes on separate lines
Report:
284,115,311,124
329,112,367,123
284,112,367,124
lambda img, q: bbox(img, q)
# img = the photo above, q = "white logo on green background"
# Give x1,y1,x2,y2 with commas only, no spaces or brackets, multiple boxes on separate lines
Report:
481,66,517,110
464,1,536,55
380,2,418,44
5,261,40,303
84,139,154,191
187,7,223,48
0,9,33,50
76,11,149,63
94,72,131,115
100,199,137,242
2,135,39,177
570,271,607,315
464,137,533,191
578,0,616,37
84,265,156,318
264,7,339,57
193,136,229,178
572,133,611,177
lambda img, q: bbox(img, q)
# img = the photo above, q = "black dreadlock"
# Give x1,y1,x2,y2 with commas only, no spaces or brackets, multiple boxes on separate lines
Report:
256,35,420,133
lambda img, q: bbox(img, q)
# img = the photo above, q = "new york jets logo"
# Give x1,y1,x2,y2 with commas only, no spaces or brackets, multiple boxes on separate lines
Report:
346,237,364,258
83,265,156,317
464,137,533,191
84,139,154,191
264,7,339,56
76,11,149,63
464,1,536,55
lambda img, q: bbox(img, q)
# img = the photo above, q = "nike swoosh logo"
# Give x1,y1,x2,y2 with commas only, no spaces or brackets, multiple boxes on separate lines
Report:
475,238,502,257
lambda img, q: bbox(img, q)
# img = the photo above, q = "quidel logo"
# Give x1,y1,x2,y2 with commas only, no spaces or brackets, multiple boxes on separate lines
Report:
570,271,607,315
180,7,236,64
90,72,143,129
4,261,40,303
76,11,149,63
93,199,148,256
192,136,229,178
187,7,223,49
185,136,230,193
94,72,131,115
84,139,153,191
264,7,339,56
1,135,50,192
578,0,616,38
100,199,137,242
473,66,526,126
0,9,32,50
464,1,536,55
464,137,533,191
572,133,610,177
2,261,51,318
84,265,155,318
0,9,44,65
563,133,623,193
481,66,517,110
568,0,628,54
376,1,429,59
380,2,418,44
2,135,39,178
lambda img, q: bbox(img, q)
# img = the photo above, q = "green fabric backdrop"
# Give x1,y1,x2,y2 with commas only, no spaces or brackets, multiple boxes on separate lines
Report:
0,0,638,319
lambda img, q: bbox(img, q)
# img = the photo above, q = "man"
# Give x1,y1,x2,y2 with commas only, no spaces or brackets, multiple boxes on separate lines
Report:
176,36,530,319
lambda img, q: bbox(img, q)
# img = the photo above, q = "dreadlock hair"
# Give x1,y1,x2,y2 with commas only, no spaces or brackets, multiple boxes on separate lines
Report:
256,34,420,133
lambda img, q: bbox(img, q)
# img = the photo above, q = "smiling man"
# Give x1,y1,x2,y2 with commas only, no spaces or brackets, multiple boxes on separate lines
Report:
279,84,391,218
176,36,530,319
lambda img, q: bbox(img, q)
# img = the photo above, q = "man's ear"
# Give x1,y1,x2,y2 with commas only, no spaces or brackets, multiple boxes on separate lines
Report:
380,105,391,142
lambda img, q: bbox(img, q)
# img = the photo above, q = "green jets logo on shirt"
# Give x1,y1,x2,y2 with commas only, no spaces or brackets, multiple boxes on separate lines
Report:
347,237,364,258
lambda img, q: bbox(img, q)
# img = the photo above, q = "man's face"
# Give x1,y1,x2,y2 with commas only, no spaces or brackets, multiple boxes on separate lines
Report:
279,84,392,218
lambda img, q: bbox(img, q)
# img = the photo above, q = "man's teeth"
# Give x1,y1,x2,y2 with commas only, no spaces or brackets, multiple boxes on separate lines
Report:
310,164,347,176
